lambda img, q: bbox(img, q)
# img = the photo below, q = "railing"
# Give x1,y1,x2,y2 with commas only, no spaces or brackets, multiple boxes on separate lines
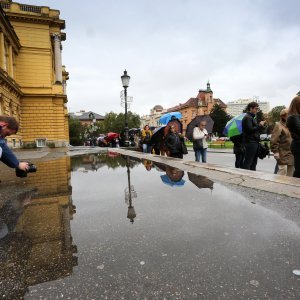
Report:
20,4,41,13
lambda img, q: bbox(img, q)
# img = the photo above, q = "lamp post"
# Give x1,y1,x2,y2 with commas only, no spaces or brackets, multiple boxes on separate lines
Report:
89,112,96,146
121,70,130,146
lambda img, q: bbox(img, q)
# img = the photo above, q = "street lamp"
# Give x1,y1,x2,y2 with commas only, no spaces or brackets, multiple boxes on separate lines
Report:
121,70,130,146
89,112,96,146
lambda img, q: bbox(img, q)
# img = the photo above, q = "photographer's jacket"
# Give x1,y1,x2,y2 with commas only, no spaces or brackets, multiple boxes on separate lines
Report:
242,112,262,143
0,138,19,168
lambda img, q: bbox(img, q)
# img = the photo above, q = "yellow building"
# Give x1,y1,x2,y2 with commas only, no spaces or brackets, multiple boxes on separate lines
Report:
0,1,69,148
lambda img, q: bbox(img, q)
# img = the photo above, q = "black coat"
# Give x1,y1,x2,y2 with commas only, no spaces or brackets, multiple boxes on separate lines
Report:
242,112,262,143
287,115,300,140
230,134,245,155
165,133,182,154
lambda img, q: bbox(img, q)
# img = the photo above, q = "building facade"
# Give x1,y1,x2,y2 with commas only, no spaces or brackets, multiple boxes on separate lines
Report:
70,110,105,126
167,82,227,134
0,1,69,148
226,98,270,116
140,105,167,128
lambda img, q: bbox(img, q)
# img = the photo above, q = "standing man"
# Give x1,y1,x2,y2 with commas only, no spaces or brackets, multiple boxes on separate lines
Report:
242,102,266,170
0,115,28,171
192,121,208,163
270,109,294,176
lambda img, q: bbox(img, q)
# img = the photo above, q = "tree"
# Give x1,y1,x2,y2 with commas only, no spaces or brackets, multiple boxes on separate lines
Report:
102,111,141,133
268,105,286,125
210,104,231,136
69,116,84,146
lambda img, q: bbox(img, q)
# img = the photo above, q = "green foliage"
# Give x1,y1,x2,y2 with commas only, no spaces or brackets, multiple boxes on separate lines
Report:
268,105,286,124
69,117,84,146
102,111,141,133
210,104,231,136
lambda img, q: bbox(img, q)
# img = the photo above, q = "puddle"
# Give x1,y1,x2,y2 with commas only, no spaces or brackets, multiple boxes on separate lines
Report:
0,153,299,299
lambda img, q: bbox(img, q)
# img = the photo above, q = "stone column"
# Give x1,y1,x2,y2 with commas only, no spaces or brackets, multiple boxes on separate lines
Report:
0,32,5,70
53,34,62,83
8,44,14,78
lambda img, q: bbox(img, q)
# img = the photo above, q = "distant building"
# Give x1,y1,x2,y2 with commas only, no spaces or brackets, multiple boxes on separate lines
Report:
70,110,105,126
167,82,227,134
140,105,167,128
226,98,270,116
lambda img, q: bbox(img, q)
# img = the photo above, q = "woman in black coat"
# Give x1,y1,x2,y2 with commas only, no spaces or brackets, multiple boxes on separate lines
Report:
165,125,183,159
286,96,300,178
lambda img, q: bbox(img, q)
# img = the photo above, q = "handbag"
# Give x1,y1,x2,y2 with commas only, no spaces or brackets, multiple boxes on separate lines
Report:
257,142,270,159
193,139,203,150
181,141,188,155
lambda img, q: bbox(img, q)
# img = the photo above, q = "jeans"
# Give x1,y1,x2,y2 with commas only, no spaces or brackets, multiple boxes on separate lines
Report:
291,139,300,178
195,148,207,162
235,153,245,168
142,144,152,153
242,142,259,171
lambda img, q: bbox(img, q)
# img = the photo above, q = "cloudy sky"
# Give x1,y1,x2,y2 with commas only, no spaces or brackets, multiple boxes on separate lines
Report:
24,0,300,116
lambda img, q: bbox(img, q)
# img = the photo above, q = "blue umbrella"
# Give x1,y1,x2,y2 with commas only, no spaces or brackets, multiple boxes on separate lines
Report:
159,112,182,125
160,175,185,187
223,113,246,137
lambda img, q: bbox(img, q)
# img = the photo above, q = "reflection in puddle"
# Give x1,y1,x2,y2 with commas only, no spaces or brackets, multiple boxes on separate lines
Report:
0,153,299,299
0,157,77,299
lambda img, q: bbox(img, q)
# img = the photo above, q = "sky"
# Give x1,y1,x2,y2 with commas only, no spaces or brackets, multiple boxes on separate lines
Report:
23,0,300,116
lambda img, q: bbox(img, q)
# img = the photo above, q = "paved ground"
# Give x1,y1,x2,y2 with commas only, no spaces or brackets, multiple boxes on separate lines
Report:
185,150,276,174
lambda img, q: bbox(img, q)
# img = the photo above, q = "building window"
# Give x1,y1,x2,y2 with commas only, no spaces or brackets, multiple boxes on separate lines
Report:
36,138,46,147
19,139,22,147
12,139,16,148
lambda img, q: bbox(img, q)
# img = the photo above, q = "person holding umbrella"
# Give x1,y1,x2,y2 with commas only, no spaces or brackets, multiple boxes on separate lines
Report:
165,125,184,159
192,121,208,162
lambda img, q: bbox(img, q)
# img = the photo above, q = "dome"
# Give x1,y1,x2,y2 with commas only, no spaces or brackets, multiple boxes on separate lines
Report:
153,105,163,111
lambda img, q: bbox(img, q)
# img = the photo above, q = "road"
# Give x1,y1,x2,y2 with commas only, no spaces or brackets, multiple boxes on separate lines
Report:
184,150,276,174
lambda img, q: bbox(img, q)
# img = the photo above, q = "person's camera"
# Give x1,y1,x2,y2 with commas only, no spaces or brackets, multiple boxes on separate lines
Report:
15,163,37,178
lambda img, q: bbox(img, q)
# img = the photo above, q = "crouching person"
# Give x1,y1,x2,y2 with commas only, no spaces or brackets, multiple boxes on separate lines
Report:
0,115,29,172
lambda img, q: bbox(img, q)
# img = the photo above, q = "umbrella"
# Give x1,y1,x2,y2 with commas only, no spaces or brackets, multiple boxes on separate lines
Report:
159,112,182,125
160,175,185,187
106,132,119,142
188,173,214,190
186,115,214,141
223,113,246,138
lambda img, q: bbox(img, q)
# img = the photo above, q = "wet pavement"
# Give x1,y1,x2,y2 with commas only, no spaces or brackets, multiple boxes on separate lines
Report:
0,153,300,299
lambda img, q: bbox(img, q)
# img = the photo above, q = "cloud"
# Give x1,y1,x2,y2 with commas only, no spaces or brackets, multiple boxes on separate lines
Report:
23,0,300,115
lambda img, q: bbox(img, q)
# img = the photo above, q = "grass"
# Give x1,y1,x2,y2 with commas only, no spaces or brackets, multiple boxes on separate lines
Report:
186,141,234,149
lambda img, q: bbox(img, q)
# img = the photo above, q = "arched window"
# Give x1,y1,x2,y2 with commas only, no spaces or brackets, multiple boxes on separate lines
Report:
9,101,13,116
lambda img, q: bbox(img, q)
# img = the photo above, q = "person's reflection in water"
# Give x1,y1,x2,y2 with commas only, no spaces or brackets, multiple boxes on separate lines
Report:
160,166,185,187
187,172,214,191
142,159,153,171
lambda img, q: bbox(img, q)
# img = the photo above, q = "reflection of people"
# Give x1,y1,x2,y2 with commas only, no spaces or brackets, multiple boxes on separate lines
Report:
193,121,208,162
270,109,294,176
160,166,185,187
165,125,183,159
0,190,33,243
286,96,300,177
141,125,152,153
142,159,152,171
0,116,29,171
242,102,266,170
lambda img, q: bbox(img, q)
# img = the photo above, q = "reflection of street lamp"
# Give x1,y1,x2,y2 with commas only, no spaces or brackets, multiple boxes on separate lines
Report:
125,156,137,223
121,70,130,147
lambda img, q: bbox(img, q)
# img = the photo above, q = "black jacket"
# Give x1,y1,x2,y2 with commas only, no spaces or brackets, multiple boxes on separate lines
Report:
230,134,245,155
242,112,262,143
165,133,182,154
287,115,300,140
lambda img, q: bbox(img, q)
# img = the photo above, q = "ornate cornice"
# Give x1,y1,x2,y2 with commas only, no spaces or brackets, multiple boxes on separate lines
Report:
0,69,23,96
0,6,21,51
